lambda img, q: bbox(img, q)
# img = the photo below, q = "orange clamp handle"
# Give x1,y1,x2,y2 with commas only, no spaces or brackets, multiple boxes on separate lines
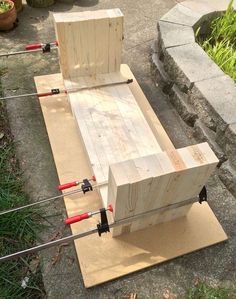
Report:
64,212,90,225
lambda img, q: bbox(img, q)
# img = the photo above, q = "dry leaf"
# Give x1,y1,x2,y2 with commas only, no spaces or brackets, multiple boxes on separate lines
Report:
163,290,170,299
48,231,63,242
29,257,40,274
163,289,177,299
51,243,69,266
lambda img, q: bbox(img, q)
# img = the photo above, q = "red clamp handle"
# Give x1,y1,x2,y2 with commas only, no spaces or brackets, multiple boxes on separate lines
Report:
64,212,90,225
58,181,78,191
107,204,113,213
25,41,58,51
26,43,42,50
57,176,96,191
37,91,54,97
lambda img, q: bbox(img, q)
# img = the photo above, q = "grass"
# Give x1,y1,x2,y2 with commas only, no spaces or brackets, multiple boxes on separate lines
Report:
187,282,236,299
196,0,236,82
0,69,45,298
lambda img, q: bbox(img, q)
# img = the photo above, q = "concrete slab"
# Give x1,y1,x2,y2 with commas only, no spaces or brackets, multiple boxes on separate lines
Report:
158,21,195,48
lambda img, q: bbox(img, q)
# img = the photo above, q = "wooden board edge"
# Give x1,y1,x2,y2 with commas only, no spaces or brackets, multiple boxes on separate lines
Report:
120,64,175,151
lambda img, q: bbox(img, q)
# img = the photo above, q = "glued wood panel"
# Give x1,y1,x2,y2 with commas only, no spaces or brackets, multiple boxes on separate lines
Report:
34,72,227,287
64,71,163,188
53,9,123,79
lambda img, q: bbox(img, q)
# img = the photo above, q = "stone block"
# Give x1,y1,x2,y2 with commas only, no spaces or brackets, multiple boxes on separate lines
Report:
193,120,226,164
158,21,195,49
224,123,236,168
151,52,173,94
151,40,158,53
160,3,203,27
218,160,236,198
208,0,236,11
169,84,197,126
179,1,217,15
164,43,225,90
192,75,236,135
194,11,222,35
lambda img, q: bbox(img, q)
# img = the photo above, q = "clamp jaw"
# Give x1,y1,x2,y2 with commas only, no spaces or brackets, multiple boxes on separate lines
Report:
97,208,110,236
64,204,113,237
199,186,207,204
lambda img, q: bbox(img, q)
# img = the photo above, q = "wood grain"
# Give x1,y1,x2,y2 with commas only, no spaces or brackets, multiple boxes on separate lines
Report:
54,9,123,79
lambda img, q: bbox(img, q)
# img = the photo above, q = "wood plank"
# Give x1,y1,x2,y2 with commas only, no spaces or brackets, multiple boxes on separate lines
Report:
108,143,218,236
34,72,227,287
120,64,175,151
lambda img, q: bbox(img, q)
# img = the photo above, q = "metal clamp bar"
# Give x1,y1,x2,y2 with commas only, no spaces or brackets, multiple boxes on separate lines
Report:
0,181,107,216
0,79,133,101
0,197,199,262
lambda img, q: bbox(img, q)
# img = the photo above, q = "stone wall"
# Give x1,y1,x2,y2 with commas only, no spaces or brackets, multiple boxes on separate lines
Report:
151,0,236,197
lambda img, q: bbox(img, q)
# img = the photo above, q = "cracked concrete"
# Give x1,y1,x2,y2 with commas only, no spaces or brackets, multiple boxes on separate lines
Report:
0,0,235,298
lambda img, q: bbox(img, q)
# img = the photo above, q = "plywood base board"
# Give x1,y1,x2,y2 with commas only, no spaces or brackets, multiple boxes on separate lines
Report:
34,69,227,288
75,203,227,287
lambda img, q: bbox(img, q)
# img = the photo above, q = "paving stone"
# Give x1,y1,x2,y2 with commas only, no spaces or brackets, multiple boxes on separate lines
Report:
164,43,225,90
160,3,203,26
193,75,236,134
158,20,195,48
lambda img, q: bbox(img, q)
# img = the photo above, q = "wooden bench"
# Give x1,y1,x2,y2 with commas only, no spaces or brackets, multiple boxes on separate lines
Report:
34,9,227,287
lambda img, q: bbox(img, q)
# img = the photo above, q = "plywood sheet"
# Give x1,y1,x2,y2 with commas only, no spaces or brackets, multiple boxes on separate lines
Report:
34,67,227,288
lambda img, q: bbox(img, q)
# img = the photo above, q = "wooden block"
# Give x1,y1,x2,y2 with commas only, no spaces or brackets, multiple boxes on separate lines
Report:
34,72,227,288
108,143,218,236
53,9,123,79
